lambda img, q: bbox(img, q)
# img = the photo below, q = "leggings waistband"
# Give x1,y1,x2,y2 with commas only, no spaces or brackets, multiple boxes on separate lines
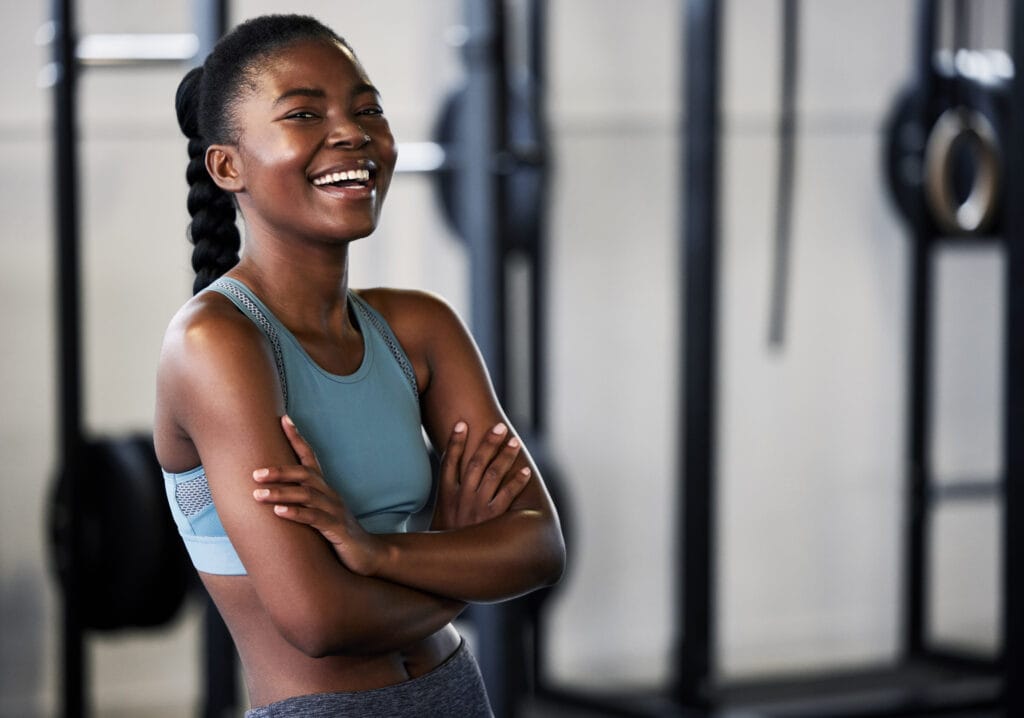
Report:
244,640,493,718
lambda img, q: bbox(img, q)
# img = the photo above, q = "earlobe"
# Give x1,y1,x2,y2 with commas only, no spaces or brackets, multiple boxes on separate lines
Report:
205,145,244,193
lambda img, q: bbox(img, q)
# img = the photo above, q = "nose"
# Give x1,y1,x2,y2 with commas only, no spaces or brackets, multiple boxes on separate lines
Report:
326,116,370,149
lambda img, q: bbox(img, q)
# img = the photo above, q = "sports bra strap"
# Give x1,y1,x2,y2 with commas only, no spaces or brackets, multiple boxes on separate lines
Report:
208,277,290,406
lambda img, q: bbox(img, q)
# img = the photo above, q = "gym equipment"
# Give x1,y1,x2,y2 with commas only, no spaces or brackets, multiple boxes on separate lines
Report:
885,1,1011,239
884,0,1008,680
49,436,191,632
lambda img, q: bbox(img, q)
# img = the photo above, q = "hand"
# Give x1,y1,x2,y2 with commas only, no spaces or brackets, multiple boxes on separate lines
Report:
431,421,533,531
252,415,385,577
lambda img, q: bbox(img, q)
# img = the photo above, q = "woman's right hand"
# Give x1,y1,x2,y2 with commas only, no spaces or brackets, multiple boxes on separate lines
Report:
431,421,532,531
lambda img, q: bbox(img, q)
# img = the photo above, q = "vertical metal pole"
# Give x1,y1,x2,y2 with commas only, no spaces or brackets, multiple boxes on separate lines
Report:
52,0,85,714
903,0,938,663
905,234,933,661
526,0,549,437
1002,3,1024,713
459,0,507,400
678,0,720,707
191,0,228,65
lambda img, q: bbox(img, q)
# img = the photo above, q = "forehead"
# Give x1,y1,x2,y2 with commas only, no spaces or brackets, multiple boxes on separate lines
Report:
251,39,374,97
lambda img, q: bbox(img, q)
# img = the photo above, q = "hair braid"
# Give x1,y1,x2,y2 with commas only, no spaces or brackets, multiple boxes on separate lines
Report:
175,67,240,295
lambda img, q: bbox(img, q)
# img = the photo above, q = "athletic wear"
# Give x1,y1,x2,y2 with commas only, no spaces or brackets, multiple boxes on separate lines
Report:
161,277,433,575
243,640,493,717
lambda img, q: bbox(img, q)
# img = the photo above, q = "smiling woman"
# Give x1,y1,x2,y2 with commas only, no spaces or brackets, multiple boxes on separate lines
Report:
154,14,564,718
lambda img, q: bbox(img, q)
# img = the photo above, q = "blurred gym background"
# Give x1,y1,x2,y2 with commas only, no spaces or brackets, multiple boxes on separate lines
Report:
1,0,1019,716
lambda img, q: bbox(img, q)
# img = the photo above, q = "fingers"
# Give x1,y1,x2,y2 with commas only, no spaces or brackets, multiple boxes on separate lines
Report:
252,464,327,489
280,414,323,471
487,466,532,514
475,433,524,502
439,421,468,490
461,423,511,493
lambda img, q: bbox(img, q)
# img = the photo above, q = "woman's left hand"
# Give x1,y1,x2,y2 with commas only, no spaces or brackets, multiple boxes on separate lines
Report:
251,415,386,577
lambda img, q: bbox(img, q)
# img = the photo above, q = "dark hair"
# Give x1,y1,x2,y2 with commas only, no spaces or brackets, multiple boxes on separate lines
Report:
175,15,349,294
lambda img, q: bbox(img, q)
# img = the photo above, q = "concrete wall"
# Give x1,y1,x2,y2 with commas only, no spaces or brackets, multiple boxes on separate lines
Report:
0,0,1005,714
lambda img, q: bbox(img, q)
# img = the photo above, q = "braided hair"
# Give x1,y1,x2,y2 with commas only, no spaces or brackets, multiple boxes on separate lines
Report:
174,15,349,294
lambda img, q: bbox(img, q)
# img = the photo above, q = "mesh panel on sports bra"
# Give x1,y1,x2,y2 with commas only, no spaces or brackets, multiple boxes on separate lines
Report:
175,471,213,518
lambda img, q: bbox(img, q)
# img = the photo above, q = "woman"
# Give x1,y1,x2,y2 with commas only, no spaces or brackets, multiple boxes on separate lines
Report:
154,14,565,717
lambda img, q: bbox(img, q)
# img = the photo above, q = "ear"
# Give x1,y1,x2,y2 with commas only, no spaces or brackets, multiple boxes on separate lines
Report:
205,145,244,193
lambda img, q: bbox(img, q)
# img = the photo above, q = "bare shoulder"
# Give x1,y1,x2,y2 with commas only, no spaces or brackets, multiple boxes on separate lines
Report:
355,287,467,351
155,291,284,467
159,291,274,379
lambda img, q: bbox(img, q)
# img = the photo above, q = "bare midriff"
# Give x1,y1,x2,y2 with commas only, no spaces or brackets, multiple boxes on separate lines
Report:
201,573,461,709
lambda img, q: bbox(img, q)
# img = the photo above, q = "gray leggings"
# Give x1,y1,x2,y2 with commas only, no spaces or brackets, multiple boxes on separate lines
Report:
244,640,493,717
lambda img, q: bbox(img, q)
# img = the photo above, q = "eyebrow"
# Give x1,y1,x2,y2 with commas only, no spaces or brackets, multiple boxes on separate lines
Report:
273,83,381,106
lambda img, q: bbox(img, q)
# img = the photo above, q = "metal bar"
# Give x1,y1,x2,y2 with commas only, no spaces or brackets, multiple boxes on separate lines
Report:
52,0,85,714
394,141,449,174
905,230,932,661
1002,2,1024,713
75,33,200,65
902,0,939,667
766,0,799,348
458,0,507,398
677,0,721,707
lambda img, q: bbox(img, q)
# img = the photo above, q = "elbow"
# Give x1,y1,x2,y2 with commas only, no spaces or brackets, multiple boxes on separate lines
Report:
277,616,336,658
275,610,370,659
540,532,567,587
527,519,567,590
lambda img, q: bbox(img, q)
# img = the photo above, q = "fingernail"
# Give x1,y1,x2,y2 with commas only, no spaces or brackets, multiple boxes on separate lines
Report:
253,468,269,479
520,467,532,479
253,489,270,499
454,421,467,433
274,505,288,515
492,423,507,435
283,414,295,427
507,437,520,448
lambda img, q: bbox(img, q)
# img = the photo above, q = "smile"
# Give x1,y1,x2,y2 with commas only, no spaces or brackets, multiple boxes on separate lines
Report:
311,168,371,187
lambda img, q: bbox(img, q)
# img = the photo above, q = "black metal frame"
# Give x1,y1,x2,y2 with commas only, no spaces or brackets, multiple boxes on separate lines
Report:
1003,5,1024,716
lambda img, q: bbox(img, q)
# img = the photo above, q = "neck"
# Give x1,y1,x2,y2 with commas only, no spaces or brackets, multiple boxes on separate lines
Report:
230,227,357,335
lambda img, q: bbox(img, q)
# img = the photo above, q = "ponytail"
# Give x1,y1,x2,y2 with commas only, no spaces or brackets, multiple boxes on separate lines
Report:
175,66,240,295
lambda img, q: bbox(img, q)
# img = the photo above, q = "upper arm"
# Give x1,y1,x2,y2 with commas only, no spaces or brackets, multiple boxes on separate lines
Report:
365,289,558,517
156,299,352,650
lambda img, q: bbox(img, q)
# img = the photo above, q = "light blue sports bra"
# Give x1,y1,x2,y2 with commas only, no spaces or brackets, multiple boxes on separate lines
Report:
162,277,432,575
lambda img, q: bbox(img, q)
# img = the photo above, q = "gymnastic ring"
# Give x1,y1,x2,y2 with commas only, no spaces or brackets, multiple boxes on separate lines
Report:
922,106,1001,235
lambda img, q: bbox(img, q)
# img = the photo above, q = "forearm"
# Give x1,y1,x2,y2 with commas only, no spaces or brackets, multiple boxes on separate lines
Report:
313,571,466,657
373,509,565,603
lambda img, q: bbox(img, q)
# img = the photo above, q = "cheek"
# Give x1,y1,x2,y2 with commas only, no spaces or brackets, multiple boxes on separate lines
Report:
242,133,306,174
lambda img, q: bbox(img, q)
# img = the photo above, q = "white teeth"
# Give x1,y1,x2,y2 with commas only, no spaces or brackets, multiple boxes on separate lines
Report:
312,169,371,186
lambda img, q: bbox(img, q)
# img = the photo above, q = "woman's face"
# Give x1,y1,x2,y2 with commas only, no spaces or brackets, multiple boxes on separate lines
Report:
226,39,397,245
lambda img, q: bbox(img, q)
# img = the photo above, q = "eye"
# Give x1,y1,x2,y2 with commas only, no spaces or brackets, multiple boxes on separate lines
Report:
357,105,385,117
284,110,319,120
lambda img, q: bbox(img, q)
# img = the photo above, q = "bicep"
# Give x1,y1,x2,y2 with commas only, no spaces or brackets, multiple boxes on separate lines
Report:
167,319,348,641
